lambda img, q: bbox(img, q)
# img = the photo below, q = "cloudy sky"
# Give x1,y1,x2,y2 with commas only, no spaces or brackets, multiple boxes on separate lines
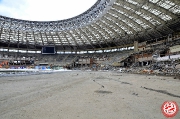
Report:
0,0,97,21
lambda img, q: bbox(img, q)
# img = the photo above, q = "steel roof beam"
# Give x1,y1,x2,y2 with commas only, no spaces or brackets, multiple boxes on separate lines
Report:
94,21,113,40
95,20,120,47
85,26,103,48
141,0,178,18
122,0,175,22
78,28,95,49
73,29,87,45
113,3,155,28
66,31,79,48
101,16,126,35
106,13,137,34
62,32,73,49
39,32,44,46
89,24,112,47
55,32,65,50
71,29,88,50
109,8,144,32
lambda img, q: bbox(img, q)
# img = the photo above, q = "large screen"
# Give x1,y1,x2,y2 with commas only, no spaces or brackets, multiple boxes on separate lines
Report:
42,46,56,54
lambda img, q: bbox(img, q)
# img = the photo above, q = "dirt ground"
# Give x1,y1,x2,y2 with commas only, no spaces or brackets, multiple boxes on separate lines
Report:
0,71,180,119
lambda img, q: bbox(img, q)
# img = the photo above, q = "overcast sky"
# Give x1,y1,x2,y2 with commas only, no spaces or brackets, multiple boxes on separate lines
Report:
0,0,97,21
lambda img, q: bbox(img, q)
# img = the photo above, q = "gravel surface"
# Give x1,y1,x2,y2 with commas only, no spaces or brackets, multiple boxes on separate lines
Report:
0,71,180,119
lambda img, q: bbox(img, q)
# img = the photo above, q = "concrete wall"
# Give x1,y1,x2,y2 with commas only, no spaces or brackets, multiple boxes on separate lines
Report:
170,45,180,53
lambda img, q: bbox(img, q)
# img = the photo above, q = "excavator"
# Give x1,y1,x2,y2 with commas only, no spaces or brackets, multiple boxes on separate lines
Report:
0,61,9,68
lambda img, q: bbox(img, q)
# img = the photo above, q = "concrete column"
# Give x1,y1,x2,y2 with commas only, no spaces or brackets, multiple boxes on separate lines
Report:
134,41,138,52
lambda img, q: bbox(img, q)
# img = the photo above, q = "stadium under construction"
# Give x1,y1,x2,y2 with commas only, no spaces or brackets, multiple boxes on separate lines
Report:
0,0,180,119
0,0,180,74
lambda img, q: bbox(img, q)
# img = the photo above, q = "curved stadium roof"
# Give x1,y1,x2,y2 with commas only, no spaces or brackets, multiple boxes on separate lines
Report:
0,0,180,51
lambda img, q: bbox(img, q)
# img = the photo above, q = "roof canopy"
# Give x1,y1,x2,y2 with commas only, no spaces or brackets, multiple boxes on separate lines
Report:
0,0,180,51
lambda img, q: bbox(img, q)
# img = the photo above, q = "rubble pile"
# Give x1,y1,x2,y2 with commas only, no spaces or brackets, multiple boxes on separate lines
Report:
120,61,180,78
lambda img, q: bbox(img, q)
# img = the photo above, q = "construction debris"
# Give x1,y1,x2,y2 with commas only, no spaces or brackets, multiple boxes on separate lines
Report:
119,60,180,78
